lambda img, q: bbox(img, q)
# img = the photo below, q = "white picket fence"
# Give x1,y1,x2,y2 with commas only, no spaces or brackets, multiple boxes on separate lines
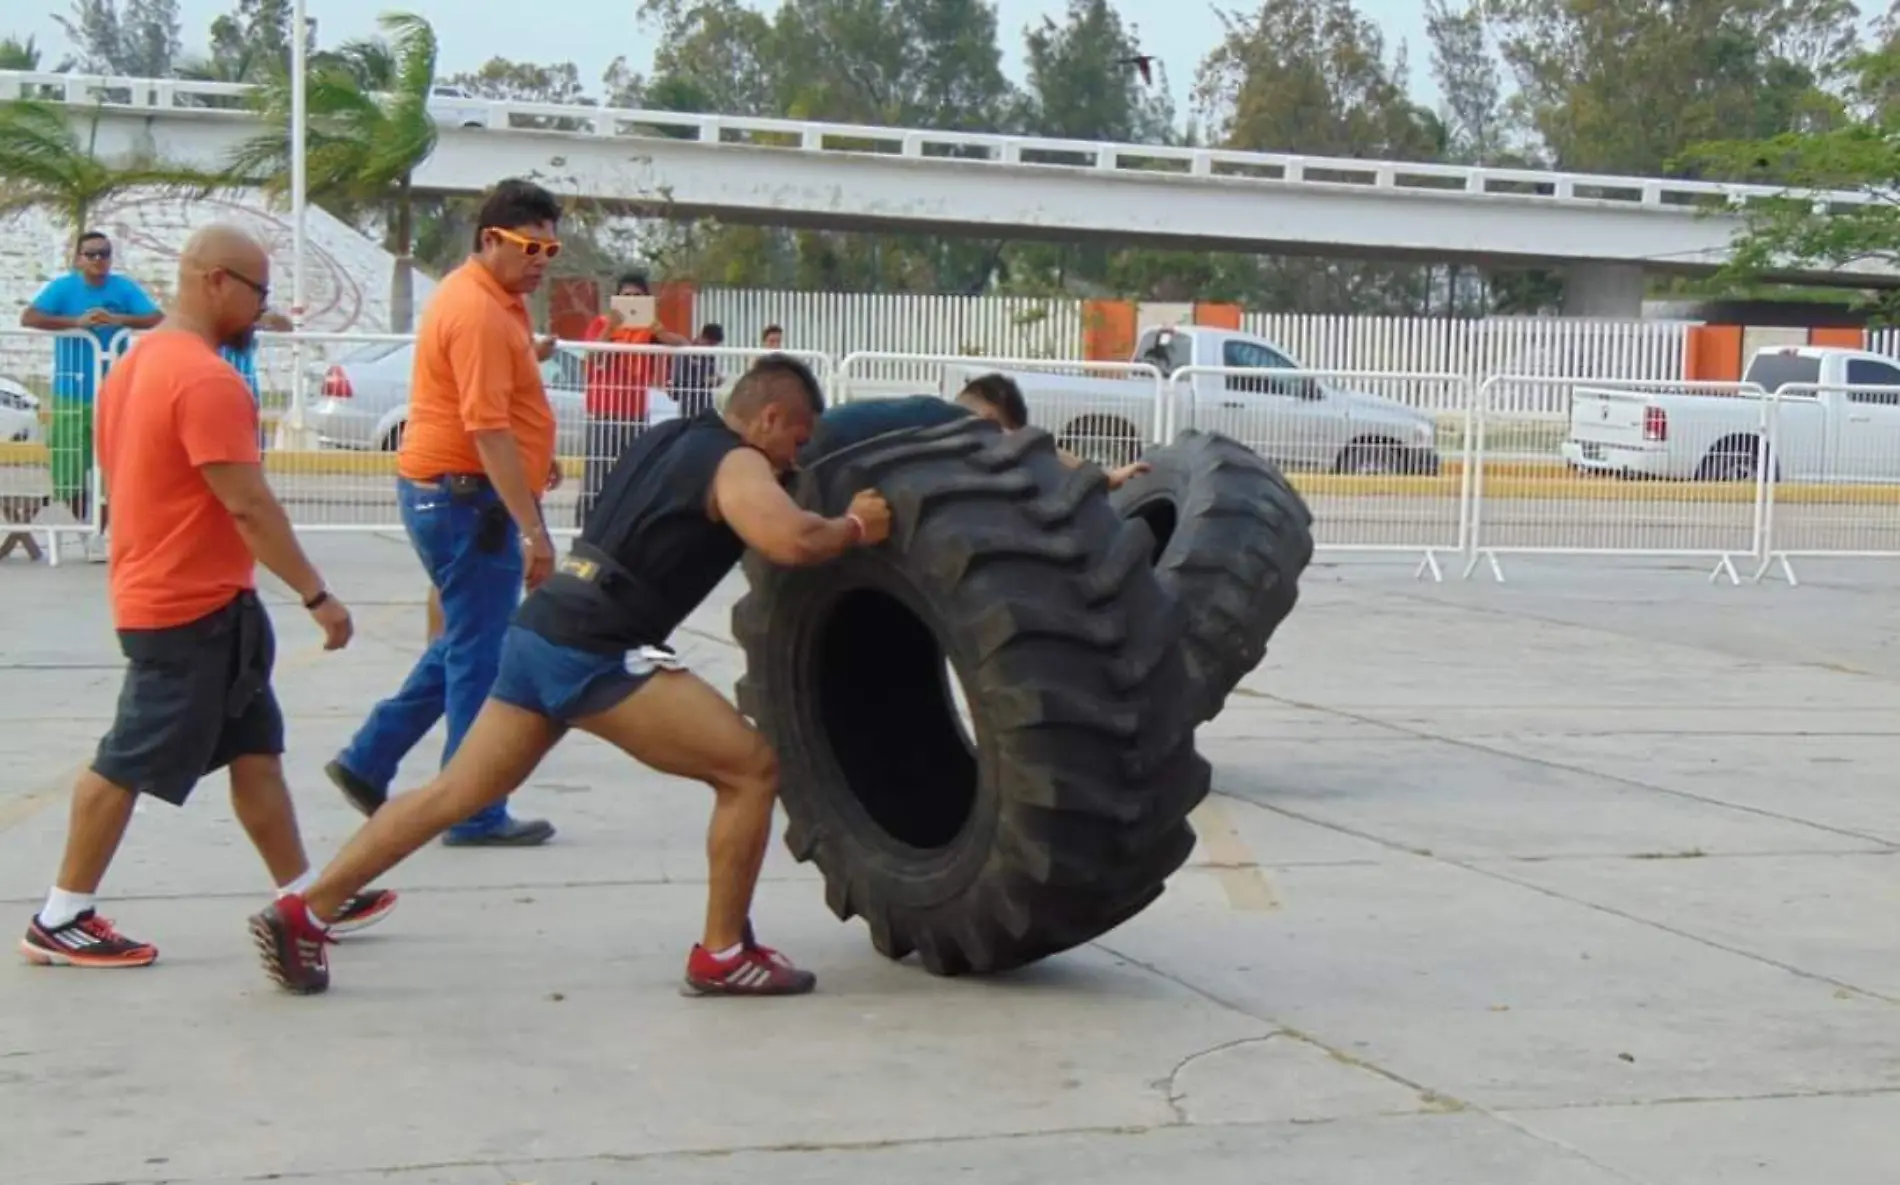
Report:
693,290,1696,396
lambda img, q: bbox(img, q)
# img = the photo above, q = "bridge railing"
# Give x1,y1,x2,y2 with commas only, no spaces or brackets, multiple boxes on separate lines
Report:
14,329,1900,587
0,67,1872,215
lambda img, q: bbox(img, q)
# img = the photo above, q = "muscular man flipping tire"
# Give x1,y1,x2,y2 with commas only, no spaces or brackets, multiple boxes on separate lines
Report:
248,356,890,997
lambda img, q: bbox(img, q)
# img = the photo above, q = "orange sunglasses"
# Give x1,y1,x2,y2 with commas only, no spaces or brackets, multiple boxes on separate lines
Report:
488,226,562,259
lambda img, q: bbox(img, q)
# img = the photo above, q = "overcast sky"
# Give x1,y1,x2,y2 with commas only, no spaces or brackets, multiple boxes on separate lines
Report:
11,0,1441,119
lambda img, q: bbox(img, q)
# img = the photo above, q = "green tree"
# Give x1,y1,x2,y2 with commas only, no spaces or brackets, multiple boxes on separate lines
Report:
0,35,43,70
225,10,443,330
0,97,220,251
1004,0,1180,295
1673,37,1900,316
54,0,183,77
194,0,297,83
1487,0,1855,176
1191,0,1446,313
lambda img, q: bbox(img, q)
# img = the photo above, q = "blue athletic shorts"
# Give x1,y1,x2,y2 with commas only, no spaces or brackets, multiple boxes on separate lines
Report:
489,625,681,724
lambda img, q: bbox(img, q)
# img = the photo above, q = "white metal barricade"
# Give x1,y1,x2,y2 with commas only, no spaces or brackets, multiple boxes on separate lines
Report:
1465,376,1770,584
1748,382,1900,587
836,352,1168,465
1163,364,1474,582
555,342,836,537
0,327,112,566
239,330,424,532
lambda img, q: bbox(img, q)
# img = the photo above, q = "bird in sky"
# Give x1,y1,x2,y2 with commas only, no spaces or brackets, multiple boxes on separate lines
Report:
1116,54,1157,86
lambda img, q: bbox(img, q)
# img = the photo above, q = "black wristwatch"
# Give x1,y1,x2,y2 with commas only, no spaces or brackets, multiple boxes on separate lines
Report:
303,589,332,610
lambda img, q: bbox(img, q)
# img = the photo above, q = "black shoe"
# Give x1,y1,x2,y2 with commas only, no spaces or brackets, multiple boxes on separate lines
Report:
441,817,556,847
325,759,386,817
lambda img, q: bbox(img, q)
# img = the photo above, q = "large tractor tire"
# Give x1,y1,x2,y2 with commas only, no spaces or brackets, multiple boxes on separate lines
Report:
1109,429,1314,725
731,415,1211,976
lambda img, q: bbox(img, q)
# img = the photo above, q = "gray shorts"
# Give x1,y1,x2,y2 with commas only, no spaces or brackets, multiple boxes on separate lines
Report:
92,591,285,806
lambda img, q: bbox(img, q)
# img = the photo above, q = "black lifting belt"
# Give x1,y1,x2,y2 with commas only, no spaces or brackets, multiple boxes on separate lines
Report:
552,540,675,641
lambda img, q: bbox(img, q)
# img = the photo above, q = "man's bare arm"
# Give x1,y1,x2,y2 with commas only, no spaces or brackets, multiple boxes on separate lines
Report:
471,430,547,541
710,449,865,566
20,307,79,331
199,462,327,601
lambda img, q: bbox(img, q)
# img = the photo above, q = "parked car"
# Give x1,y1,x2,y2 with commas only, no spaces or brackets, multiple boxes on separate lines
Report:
1560,345,1900,482
429,85,490,128
0,378,42,444
303,340,681,454
942,324,1440,473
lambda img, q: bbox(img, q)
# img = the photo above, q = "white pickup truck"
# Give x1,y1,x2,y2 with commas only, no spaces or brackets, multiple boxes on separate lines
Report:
942,325,1441,474
1560,345,1900,483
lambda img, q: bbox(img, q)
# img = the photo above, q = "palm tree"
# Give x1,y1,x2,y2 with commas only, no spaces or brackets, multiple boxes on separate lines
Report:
224,10,442,331
0,97,225,253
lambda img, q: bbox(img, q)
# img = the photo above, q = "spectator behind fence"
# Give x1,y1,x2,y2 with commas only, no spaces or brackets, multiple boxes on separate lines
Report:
761,324,784,350
221,310,293,450
669,323,725,418
19,231,163,539
576,271,689,528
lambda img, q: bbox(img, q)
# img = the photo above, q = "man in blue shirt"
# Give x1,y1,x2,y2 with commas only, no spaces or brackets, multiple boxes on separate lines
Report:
19,232,163,525
221,309,292,449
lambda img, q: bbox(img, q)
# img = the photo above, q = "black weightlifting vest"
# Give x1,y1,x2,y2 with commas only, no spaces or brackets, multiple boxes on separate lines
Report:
513,411,753,653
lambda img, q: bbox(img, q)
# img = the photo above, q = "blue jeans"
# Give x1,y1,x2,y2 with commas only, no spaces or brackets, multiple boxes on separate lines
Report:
337,477,524,834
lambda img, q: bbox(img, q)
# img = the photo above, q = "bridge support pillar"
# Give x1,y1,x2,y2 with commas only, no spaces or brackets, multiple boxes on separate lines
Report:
1561,262,1646,318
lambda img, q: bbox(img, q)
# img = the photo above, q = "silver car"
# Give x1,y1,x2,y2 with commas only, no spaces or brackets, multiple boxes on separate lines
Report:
302,340,681,454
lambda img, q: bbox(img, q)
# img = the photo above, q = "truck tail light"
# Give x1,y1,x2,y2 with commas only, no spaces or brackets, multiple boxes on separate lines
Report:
320,366,352,398
1643,405,1667,442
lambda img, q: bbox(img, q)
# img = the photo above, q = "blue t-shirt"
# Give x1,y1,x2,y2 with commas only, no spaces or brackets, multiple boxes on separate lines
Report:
29,272,160,402
220,344,260,396
799,395,972,467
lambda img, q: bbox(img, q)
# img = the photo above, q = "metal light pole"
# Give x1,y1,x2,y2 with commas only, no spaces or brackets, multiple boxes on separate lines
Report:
283,0,312,448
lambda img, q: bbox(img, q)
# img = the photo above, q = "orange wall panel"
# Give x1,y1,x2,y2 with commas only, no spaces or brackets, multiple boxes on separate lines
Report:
1686,325,1744,382
656,282,696,338
1194,302,1243,330
1083,299,1136,362
1809,326,1865,349
546,277,599,342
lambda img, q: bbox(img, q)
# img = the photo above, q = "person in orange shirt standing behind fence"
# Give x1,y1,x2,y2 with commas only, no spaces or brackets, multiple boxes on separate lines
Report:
20,224,397,969
576,271,689,529
322,179,565,847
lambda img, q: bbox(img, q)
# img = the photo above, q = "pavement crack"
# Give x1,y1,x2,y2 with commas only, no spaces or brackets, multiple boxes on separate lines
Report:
1093,941,1662,1185
1162,1032,1282,1123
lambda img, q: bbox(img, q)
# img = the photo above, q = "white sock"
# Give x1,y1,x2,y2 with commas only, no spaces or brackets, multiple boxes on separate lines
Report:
711,942,744,961
277,869,316,898
38,887,93,929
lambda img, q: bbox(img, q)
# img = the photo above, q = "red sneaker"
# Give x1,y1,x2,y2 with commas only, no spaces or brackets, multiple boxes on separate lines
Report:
20,910,158,968
682,934,817,997
327,888,399,936
248,894,333,995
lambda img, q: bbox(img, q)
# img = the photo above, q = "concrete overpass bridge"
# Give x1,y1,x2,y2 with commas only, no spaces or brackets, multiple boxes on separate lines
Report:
2,69,1887,316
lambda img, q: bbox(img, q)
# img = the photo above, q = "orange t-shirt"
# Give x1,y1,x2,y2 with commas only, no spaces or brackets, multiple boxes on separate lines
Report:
581,318,669,420
397,258,556,493
96,330,261,631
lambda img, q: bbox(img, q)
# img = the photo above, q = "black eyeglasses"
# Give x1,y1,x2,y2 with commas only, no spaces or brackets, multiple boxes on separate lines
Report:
79,249,111,261
222,268,270,305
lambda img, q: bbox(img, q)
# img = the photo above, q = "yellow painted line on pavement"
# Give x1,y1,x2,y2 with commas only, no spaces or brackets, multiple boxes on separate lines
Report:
5,441,1897,502
1189,798,1281,913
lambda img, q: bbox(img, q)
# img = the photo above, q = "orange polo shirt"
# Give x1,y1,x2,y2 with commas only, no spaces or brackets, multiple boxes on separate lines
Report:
397,258,556,493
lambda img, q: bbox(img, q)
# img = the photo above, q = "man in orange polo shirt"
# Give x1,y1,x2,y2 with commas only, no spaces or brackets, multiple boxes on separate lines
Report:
324,179,562,846
20,225,396,968
575,271,688,528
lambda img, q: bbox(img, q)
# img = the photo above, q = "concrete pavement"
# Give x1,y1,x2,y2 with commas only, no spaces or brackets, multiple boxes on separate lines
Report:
1,534,1897,1184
